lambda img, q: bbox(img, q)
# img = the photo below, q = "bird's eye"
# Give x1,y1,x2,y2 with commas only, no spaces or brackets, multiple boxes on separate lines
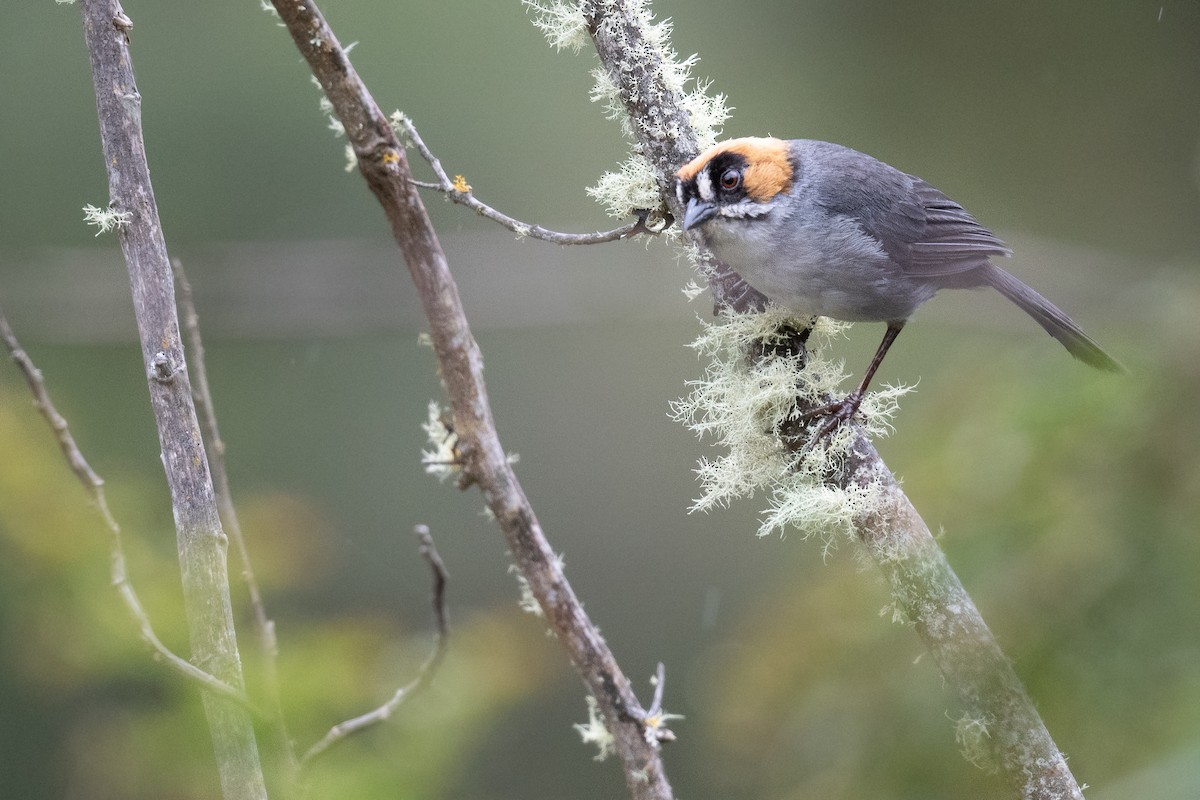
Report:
719,169,741,191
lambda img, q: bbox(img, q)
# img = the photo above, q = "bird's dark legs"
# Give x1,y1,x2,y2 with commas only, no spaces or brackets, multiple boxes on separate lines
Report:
798,320,905,446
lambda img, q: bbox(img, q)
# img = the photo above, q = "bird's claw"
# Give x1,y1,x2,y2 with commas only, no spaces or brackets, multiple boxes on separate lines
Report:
795,391,864,455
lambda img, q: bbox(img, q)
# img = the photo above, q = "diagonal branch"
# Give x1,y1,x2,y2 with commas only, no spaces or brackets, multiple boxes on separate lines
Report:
581,2,1083,798
0,310,252,713
267,3,675,799
300,525,450,765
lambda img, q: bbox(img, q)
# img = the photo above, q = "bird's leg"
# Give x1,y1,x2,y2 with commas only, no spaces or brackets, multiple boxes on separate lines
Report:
797,321,905,446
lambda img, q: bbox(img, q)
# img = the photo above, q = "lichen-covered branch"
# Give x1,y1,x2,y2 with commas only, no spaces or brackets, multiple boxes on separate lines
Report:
267,2,675,798
564,1,1084,797
568,0,768,313
77,2,266,797
850,457,1084,793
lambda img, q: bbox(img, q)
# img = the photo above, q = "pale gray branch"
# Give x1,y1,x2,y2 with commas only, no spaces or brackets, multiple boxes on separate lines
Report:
77,2,266,797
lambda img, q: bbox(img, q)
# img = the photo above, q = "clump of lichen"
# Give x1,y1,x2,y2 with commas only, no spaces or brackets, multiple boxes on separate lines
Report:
420,401,460,482
954,712,1000,773
671,307,910,548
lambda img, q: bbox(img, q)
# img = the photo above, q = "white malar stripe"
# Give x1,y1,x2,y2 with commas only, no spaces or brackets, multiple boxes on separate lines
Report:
718,198,776,219
696,169,714,202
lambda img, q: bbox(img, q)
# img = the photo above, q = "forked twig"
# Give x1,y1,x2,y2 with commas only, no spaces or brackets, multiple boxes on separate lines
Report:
642,662,680,744
0,310,253,712
300,524,450,765
393,113,668,244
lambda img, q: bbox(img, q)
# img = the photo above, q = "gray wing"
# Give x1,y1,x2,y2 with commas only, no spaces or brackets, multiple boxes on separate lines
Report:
900,179,1012,276
852,177,1012,277
803,141,1010,277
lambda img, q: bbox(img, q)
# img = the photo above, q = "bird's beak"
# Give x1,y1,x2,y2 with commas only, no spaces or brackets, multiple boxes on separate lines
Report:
682,198,717,231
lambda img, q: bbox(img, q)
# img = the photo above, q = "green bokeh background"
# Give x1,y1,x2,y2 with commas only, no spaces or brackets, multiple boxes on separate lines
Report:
1,1,1198,798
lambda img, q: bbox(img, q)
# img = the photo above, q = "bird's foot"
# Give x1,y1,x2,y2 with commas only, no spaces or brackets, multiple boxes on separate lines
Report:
794,391,864,455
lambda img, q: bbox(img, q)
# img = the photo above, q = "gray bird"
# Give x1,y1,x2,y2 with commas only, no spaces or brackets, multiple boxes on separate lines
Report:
675,137,1121,440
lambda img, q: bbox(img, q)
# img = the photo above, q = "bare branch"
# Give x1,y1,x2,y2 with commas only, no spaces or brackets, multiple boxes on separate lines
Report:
267,3,674,798
300,525,450,765
394,113,667,244
0,311,252,712
77,2,266,796
173,260,300,782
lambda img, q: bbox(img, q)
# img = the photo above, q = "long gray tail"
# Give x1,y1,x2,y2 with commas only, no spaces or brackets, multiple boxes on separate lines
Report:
981,264,1123,372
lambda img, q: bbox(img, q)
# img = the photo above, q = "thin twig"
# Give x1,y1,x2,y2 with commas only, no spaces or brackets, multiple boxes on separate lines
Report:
173,260,300,782
647,662,666,717
0,310,252,712
642,662,678,745
416,524,451,641
394,113,667,244
300,525,450,765
268,4,674,798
